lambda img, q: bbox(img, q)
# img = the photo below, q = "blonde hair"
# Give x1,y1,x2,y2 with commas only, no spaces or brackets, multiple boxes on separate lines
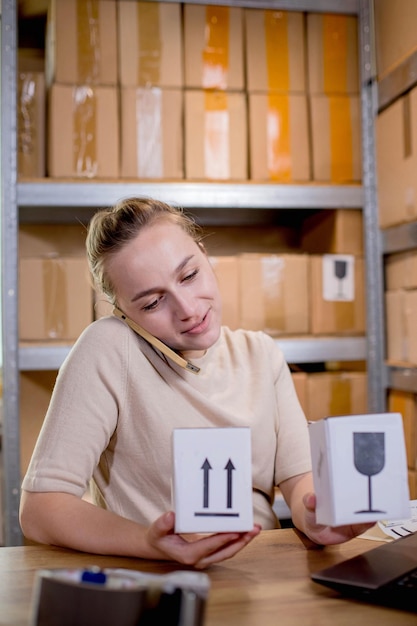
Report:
86,196,203,303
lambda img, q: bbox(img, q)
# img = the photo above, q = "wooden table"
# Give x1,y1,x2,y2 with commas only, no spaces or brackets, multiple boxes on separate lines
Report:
1,529,416,625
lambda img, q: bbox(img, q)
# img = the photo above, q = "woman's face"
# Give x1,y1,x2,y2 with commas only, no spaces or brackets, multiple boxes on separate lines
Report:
107,219,222,358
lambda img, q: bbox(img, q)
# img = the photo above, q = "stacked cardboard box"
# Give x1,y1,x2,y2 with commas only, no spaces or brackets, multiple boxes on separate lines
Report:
17,71,46,178
385,250,417,364
376,87,417,228
301,209,366,336
118,1,184,179
183,4,247,180
374,2,417,228
291,369,368,423
19,225,93,341
388,389,417,498
23,4,364,184
307,14,362,183
245,9,310,182
46,0,119,178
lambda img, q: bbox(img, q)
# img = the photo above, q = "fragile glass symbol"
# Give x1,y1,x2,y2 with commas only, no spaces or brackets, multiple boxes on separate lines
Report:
334,259,348,298
353,432,386,514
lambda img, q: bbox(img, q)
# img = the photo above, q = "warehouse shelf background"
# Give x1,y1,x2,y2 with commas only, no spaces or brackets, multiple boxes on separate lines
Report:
1,0,383,546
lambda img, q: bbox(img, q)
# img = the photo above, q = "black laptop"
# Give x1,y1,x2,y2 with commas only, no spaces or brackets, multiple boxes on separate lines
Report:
311,531,417,612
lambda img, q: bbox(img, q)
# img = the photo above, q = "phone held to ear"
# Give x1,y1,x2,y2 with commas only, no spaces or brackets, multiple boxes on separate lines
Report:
113,307,200,374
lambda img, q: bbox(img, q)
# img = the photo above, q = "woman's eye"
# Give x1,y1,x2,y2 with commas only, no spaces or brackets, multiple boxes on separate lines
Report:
143,299,159,311
182,269,199,282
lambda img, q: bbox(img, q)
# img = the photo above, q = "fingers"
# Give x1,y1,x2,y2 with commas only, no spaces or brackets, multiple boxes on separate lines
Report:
195,525,262,569
147,514,261,568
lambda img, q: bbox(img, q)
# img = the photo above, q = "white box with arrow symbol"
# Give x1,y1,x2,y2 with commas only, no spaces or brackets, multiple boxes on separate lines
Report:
172,427,254,533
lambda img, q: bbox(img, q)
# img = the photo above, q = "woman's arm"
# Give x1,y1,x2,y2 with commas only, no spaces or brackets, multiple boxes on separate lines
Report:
19,490,261,569
279,472,374,545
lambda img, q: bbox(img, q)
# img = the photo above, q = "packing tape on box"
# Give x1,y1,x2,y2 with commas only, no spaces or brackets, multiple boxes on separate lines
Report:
30,567,210,626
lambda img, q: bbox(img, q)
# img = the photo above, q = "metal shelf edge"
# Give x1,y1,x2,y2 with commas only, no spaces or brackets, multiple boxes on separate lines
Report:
17,182,364,210
19,337,367,371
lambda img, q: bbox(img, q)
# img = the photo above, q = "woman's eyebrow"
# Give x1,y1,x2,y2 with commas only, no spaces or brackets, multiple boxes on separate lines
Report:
130,255,195,303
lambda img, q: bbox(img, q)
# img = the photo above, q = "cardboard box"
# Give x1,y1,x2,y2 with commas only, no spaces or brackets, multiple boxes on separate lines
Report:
20,371,57,476
184,90,247,180
385,290,406,363
309,413,410,526
172,428,253,533
306,13,359,94
310,94,362,182
19,224,87,258
385,251,417,291
17,72,45,178
120,87,183,179
239,253,309,335
117,1,183,88
376,88,417,228
244,9,306,93
306,371,368,422
209,256,240,330
388,389,417,470
48,84,119,178
409,469,417,500
18,48,45,73
184,4,244,90
45,0,117,86
310,255,365,335
301,209,363,255
19,257,93,341
374,0,417,79
405,289,417,365
248,93,310,182
291,371,308,417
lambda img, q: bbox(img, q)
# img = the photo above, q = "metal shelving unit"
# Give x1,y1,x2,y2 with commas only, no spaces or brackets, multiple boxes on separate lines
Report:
1,0,382,545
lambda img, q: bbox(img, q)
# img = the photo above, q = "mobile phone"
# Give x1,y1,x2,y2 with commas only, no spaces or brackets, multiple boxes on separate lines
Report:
113,307,200,374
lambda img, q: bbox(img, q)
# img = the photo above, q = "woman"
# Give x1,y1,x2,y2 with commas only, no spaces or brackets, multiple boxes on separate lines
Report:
19,197,372,568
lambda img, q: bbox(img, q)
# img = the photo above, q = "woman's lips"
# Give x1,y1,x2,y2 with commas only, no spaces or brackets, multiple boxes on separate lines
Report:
182,310,210,335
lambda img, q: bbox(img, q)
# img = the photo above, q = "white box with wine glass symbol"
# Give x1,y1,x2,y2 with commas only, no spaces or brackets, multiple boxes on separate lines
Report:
309,413,410,526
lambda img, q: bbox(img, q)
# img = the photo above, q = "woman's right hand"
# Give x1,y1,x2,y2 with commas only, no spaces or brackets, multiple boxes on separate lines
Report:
146,511,261,569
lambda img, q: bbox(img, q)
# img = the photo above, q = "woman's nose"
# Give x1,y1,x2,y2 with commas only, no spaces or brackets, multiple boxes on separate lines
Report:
174,293,198,319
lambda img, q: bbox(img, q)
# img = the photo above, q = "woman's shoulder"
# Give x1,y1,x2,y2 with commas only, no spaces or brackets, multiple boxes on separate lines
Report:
221,326,284,360
77,315,131,343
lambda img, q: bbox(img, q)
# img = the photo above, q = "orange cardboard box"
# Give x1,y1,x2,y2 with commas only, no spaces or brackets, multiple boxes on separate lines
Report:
184,90,247,180
244,9,306,93
45,0,118,85
306,371,368,422
117,1,183,87
306,13,359,94
388,389,417,470
120,87,183,179
248,93,310,182
48,84,119,178
310,94,362,182
184,4,244,90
